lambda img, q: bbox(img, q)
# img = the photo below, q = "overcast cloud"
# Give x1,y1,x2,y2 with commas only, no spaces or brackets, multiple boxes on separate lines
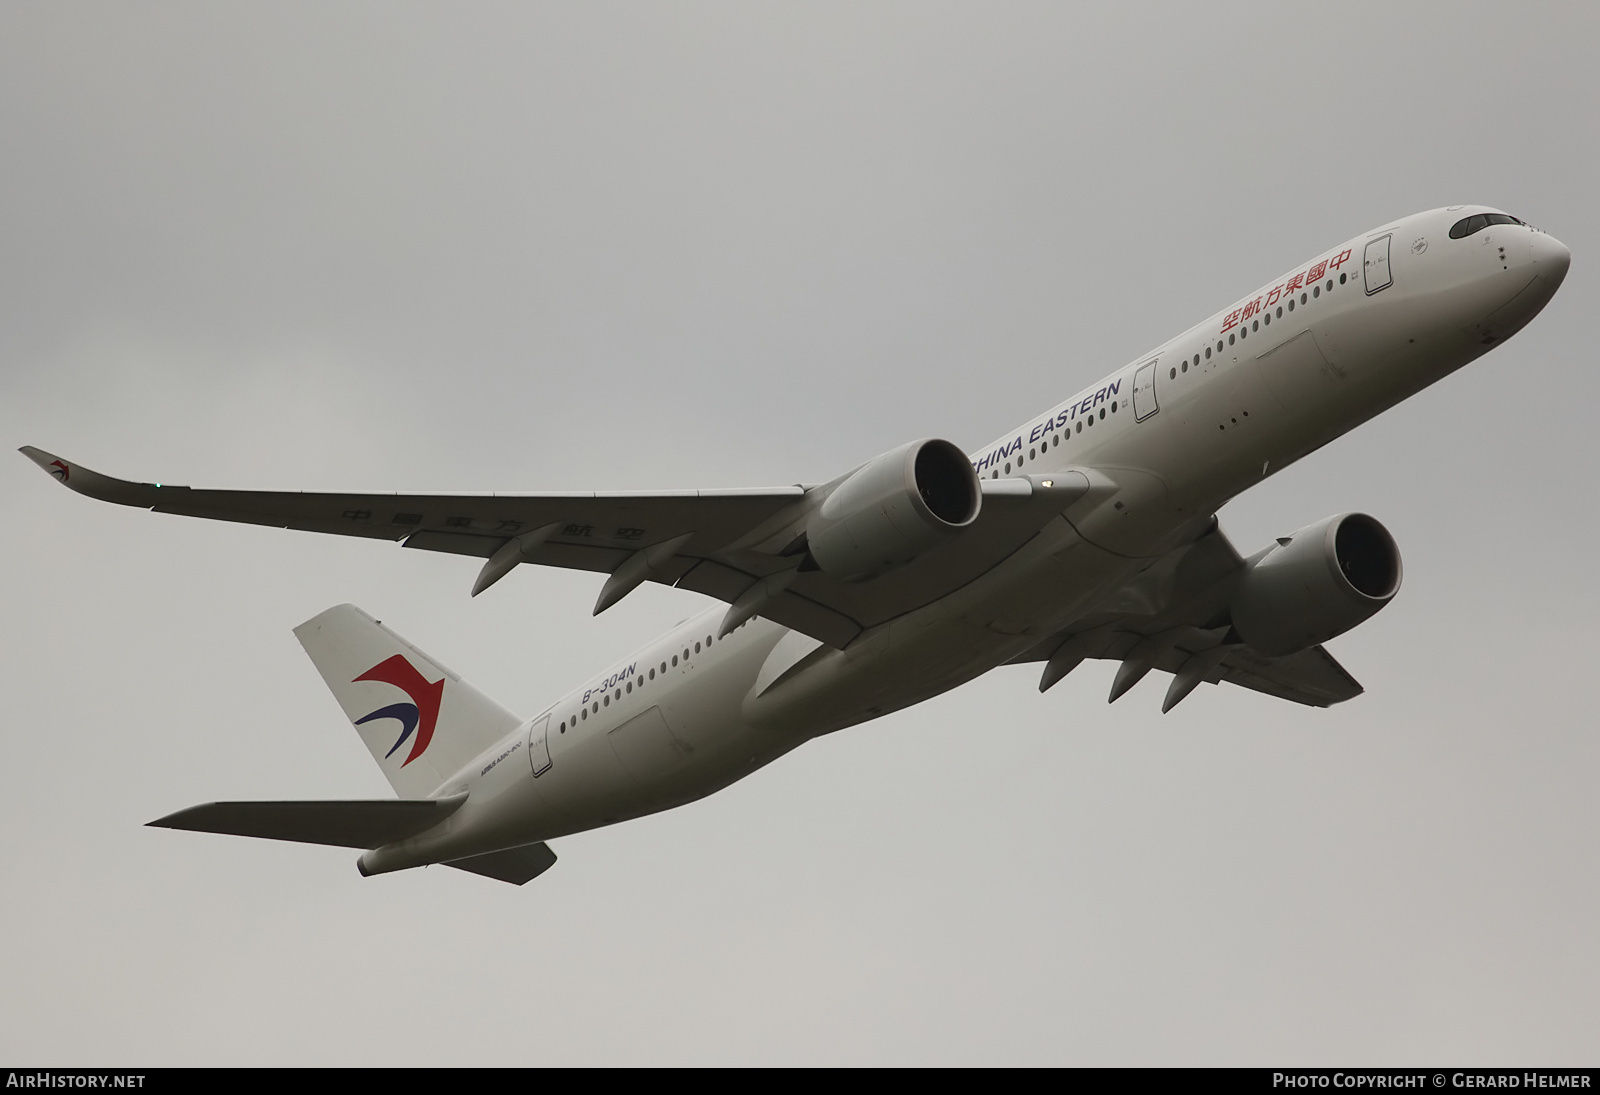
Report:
2,2,1597,1065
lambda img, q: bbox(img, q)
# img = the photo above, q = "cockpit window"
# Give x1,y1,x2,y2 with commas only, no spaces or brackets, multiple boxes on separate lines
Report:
1449,213,1524,239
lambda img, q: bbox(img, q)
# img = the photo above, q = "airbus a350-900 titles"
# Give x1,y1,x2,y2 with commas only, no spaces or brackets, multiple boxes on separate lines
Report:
24,205,1569,885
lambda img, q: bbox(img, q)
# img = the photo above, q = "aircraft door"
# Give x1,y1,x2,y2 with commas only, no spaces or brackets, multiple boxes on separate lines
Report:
1132,359,1160,421
1364,234,1393,295
527,714,552,777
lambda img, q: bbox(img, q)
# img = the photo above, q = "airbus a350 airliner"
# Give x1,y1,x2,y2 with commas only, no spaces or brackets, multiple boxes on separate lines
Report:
24,205,1569,885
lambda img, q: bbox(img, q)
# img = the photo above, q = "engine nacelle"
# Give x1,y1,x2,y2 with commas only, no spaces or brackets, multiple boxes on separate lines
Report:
1230,513,1402,657
806,439,981,582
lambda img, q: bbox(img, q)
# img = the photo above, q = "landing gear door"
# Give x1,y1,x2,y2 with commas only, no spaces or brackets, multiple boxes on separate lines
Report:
527,714,552,777
1364,234,1393,295
1132,359,1160,421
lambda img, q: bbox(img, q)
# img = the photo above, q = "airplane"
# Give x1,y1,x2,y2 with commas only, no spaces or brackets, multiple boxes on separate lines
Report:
21,205,1570,885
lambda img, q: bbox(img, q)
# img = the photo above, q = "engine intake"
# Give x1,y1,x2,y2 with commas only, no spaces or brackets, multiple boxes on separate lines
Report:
806,439,981,582
1231,513,1402,657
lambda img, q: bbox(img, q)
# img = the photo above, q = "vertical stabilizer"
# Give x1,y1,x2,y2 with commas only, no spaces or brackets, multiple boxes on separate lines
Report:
294,605,521,798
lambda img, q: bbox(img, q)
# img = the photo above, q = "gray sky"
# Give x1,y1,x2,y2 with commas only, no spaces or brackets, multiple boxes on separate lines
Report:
3,2,1597,1065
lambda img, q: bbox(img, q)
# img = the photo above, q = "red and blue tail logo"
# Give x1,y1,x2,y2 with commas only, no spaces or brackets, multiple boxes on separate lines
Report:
352,655,444,767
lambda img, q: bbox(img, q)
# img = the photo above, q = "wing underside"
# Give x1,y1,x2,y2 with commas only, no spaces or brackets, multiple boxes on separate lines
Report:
1007,523,1364,709
1209,644,1363,707
23,447,1369,707
22,446,1083,649
1083,632,1362,707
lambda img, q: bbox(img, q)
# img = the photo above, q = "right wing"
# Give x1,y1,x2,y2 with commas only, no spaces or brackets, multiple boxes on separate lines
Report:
25,447,1364,705
22,446,1085,650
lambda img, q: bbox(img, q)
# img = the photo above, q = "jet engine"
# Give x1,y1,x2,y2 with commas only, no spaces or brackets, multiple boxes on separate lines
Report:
1230,513,1402,656
806,439,981,582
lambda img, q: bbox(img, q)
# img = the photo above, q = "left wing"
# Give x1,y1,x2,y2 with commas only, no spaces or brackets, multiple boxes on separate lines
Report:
21,446,1083,650
1008,521,1364,710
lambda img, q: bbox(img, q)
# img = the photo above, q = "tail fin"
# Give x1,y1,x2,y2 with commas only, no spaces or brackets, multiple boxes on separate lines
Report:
294,605,521,798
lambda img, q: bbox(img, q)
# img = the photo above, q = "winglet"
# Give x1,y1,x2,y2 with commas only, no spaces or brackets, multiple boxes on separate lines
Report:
18,446,168,507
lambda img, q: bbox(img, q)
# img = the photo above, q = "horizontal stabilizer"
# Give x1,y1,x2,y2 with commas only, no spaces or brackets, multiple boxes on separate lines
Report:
148,793,467,849
445,842,558,885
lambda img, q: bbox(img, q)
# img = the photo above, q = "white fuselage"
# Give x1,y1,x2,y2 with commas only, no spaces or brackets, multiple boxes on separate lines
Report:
359,206,1570,876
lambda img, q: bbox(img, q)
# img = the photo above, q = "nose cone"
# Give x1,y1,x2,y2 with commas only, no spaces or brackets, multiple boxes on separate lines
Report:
1473,229,1570,345
1530,231,1572,289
